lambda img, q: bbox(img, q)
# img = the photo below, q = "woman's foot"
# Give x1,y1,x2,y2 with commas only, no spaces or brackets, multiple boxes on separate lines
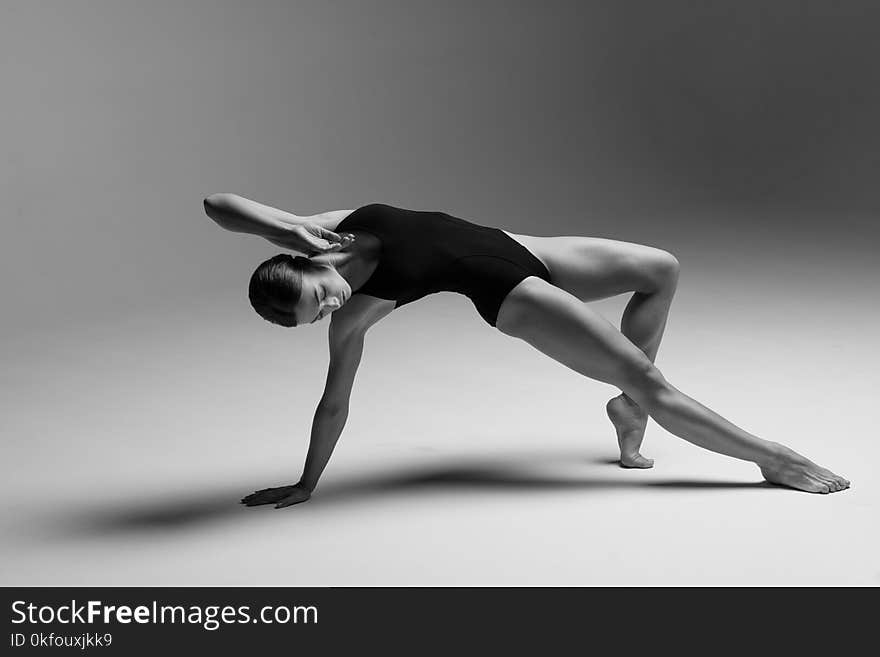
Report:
759,445,850,494
606,393,654,469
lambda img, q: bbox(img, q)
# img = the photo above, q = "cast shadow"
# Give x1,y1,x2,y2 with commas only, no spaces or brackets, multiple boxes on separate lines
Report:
48,447,778,539
587,457,626,465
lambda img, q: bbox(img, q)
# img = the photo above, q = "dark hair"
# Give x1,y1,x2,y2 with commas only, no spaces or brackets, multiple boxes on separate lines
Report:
248,254,310,327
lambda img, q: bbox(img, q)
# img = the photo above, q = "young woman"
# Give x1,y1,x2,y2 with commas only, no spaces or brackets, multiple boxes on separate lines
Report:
203,193,849,508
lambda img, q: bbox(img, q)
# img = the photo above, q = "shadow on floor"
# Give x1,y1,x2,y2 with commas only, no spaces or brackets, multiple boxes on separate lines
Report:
42,447,779,539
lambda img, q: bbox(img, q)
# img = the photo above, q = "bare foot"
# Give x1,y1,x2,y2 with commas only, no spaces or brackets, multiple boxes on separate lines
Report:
606,393,654,469
760,445,850,494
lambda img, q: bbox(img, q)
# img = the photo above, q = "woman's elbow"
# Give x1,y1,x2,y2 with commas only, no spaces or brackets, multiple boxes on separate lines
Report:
203,193,241,228
317,399,349,418
203,193,231,215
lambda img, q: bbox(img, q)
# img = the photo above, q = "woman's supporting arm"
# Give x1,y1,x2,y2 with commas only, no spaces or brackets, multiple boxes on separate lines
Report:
240,329,363,508
296,324,366,494
240,298,394,510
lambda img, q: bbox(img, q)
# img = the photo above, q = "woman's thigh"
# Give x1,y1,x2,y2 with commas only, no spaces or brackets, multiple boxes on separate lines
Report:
495,276,661,391
508,232,676,302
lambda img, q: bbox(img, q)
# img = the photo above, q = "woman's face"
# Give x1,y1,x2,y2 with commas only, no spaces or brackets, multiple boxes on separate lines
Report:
296,263,352,325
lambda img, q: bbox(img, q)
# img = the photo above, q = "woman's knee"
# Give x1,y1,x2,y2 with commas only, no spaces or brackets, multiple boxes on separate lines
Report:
642,250,680,294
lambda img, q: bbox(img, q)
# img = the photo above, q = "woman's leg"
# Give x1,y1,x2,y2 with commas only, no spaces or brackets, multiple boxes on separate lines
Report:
509,234,681,467
611,254,680,467
495,277,850,493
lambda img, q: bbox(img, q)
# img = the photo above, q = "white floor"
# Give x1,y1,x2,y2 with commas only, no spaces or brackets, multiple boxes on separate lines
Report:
2,280,877,586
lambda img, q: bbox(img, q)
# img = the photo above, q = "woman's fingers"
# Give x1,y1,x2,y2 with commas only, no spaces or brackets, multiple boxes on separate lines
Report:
242,493,275,506
317,225,355,244
317,233,356,251
299,224,355,253
310,225,341,245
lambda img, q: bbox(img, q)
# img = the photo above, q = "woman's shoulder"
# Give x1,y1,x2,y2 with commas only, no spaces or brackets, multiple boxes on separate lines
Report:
311,207,364,231
350,202,397,216
332,203,402,230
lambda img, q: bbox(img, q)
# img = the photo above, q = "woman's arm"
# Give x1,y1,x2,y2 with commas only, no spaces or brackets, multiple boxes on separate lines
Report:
239,328,364,508
203,193,355,255
296,324,366,493
240,296,395,509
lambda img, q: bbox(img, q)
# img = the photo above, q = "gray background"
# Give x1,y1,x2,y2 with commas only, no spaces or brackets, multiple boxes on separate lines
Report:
2,0,878,585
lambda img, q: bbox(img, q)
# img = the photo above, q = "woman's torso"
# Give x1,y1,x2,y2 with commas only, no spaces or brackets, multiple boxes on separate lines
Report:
334,203,550,310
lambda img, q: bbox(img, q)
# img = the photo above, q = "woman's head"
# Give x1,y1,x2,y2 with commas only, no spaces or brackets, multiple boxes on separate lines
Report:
248,254,351,327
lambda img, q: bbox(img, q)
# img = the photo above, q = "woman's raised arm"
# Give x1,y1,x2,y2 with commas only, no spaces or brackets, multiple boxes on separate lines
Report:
203,193,355,256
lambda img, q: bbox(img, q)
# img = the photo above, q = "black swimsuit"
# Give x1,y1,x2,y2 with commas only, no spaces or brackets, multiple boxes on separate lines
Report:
335,203,552,327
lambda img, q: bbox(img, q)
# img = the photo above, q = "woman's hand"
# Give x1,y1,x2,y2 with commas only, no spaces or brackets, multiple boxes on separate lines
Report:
278,223,356,256
241,483,312,509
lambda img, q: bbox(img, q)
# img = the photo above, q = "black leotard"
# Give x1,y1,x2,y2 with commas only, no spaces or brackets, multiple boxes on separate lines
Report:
335,203,551,327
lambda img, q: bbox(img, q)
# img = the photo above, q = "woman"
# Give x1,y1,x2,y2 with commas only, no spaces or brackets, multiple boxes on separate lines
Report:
203,193,849,508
